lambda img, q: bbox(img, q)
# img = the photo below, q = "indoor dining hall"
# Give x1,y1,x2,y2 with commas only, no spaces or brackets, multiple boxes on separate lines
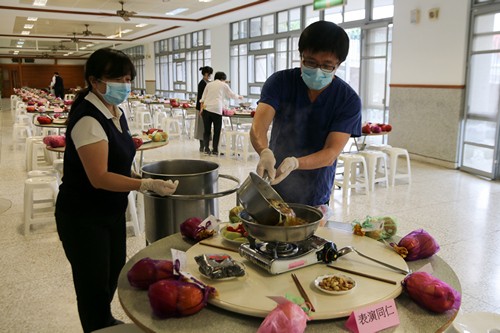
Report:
1,1,500,332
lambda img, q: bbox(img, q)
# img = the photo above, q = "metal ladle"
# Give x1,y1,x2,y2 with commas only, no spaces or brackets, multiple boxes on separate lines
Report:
335,246,410,275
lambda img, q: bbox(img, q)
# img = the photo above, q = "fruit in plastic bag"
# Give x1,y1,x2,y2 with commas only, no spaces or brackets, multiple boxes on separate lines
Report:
127,257,175,289
257,299,309,333
397,229,440,261
148,279,215,318
402,271,461,313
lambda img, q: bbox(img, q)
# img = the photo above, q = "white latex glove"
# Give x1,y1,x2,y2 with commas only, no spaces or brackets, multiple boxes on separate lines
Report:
271,157,299,185
140,179,179,196
256,148,276,181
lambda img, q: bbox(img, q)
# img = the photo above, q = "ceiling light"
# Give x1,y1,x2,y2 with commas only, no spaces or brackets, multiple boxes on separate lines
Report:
63,54,69,57
24,24,34,29
33,0,47,6
27,17,38,21
107,34,119,39
17,41,25,45
16,45,23,48
79,47,87,50
199,0,213,2
136,23,148,28
86,44,94,47
13,51,19,54
165,8,188,15
121,29,133,34
21,31,31,35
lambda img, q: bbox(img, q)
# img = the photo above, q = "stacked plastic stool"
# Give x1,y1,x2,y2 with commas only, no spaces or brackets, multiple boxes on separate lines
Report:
382,147,412,186
334,153,369,198
160,117,181,140
126,191,141,236
24,176,59,235
357,150,389,191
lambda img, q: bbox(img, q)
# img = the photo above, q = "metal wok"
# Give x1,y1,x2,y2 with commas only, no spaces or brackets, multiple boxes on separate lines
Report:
238,203,323,243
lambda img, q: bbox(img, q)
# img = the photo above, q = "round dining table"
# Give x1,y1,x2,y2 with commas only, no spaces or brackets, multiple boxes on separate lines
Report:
117,223,460,333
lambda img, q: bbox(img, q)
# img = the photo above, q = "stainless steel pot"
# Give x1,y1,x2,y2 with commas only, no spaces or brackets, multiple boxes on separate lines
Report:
141,159,239,243
237,172,284,226
238,204,323,243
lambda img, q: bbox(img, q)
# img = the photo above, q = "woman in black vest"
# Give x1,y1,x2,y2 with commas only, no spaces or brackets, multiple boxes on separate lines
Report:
55,48,178,333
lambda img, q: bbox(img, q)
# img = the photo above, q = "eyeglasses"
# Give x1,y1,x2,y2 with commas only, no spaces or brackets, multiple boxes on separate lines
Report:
301,58,338,73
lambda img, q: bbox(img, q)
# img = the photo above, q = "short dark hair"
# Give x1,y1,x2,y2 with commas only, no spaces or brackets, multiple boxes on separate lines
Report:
214,72,226,81
298,21,350,63
199,66,213,75
54,72,59,75
71,48,136,111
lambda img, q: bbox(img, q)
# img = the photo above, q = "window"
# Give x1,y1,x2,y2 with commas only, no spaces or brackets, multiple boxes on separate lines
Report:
154,30,211,99
122,45,145,92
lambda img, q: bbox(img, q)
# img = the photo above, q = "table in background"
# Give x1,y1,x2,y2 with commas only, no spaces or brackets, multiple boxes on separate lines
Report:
117,224,460,333
223,112,253,130
354,132,390,151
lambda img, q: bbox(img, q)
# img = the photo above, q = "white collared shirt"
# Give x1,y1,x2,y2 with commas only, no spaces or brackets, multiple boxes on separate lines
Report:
72,92,124,149
200,80,240,115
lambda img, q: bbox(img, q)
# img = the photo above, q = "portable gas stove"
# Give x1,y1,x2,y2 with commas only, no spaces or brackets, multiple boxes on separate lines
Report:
238,235,337,274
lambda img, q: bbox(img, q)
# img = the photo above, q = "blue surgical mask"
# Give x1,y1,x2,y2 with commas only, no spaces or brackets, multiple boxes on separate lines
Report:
301,66,335,90
100,81,131,105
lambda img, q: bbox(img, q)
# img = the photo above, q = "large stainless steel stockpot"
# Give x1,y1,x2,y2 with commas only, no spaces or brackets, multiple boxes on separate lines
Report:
141,159,239,243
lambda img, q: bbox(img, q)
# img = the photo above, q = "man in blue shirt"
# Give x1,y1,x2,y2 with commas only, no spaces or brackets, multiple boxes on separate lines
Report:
250,21,362,206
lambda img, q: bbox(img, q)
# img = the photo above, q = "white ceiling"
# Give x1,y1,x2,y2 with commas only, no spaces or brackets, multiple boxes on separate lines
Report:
0,0,307,59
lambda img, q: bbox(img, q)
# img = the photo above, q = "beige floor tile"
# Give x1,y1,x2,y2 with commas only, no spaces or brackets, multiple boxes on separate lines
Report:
1,98,500,332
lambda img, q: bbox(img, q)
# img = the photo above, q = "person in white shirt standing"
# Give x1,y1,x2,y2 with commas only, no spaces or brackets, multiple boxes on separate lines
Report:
200,71,242,155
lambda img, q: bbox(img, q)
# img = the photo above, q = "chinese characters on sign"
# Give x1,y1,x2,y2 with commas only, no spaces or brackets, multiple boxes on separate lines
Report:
345,299,400,333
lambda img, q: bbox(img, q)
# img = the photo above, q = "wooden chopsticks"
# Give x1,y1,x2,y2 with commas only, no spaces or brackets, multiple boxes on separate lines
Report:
328,265,398,285
291,273,315,312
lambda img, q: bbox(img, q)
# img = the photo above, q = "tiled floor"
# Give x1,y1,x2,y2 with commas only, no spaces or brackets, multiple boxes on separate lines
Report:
0,98,499,332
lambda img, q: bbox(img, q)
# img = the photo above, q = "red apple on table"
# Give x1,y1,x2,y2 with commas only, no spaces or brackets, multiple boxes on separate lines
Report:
371,125,382,133
26,105,36,112
132,137,143,149
381,124,392,132
362,123,371,134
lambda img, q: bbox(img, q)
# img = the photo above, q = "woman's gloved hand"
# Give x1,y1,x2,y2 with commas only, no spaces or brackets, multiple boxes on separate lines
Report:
256,148,276,181
140,179,179,196
272,157,299,185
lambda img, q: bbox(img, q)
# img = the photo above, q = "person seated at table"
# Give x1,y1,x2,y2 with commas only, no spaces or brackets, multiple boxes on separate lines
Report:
250,21,362,206
55,47,179,333
200,71,243,156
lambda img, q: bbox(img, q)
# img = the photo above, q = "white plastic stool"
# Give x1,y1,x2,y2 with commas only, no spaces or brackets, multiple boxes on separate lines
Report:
334,153,369,198
30,140,54,171
52,158,64,179
27,168,61,185
160,117,181,140
126,191,141,236
224,130,239,157
24,176,59,235
12,123,32,151
234,131,257,162
25,136,44,170
136,111,153,131
358,150,389,191
382,147,412,186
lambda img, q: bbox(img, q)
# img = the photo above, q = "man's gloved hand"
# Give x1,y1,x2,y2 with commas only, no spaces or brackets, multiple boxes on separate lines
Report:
256,148,276,181
271,157,299,185
140,179,179,196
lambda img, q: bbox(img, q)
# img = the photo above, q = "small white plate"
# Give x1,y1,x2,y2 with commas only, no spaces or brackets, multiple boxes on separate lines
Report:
220,224,248,244
314,274,356,295
453,312,500,333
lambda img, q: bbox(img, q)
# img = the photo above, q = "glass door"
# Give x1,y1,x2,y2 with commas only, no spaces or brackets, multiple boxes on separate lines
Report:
461,6,500,179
